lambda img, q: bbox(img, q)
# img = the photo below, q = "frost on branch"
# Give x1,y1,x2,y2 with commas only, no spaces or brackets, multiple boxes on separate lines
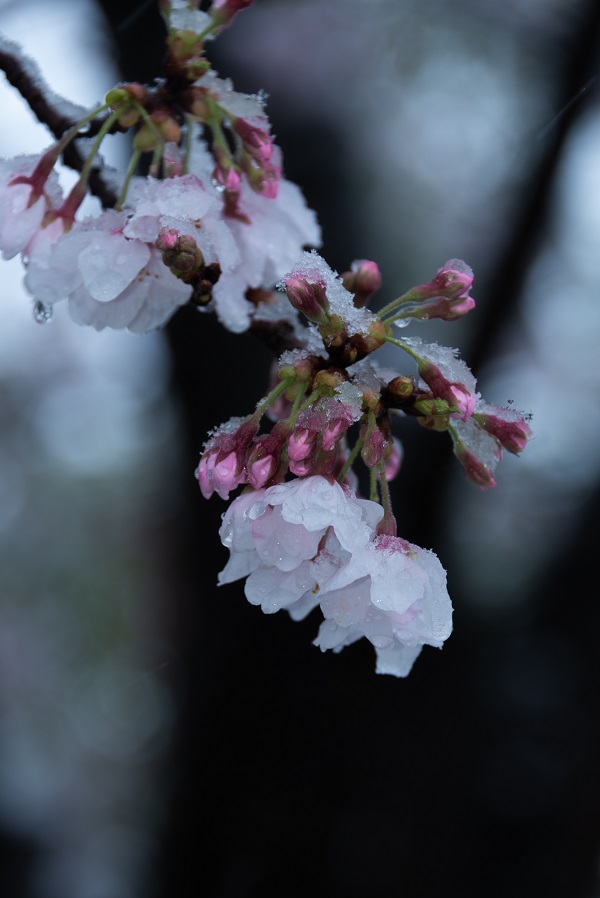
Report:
0,0,533,677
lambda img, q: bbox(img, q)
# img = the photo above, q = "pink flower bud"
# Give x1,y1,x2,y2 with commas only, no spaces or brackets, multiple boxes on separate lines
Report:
248,453,277,489
233,117,273,165
288,427,316,462
211,0,254,27
431,260,474,297
360,425,386,468
197,416,258,499
320,399,356,451
288,456,314,477
156,228,204,281
407,260,475,321
342,259,382,308
214,163,241,194
474,409,532,454
196,453,216,499
447,384,476,421
284,276,330,324
413,293,476,321
453,441,497,490
418,361,475,422
246,426,288,489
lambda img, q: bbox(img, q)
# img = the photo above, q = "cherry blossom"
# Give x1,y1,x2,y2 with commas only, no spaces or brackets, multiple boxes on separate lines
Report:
0,154,62,260
314,534,452,677
217,476,452,676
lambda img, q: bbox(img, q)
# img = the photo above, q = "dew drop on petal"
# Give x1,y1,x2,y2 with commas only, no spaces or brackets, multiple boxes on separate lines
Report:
33,300,52,324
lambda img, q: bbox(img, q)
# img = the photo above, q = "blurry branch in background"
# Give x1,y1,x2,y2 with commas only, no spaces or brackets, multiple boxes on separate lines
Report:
0,38,119,207
468,0,600,373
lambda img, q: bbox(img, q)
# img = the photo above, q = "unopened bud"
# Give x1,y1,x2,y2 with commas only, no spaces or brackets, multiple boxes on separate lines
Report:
386,376,414,403
360,423,386,468
233,117,273,165
156,228,204,281
349,319,390,358
418,360,475,421
342,259,382,308
312,368,346,390
151,110,181,144
211,0,255,28
414,398,452,417
473,408,532,455
284,277,330,325
133,124,157,153
453,440,497,490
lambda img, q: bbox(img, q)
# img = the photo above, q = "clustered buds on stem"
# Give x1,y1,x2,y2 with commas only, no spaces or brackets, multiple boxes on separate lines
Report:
0,0,532,676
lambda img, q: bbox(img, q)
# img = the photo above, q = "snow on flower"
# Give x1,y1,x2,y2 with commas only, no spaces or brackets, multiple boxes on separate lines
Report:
0,154,63,260
24,208,192,332
218,475,453,676
188,136,321,333
218,476,381,616
314,533,452,677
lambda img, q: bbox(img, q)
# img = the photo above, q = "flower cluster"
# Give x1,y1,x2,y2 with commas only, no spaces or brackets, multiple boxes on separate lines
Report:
194,248,531,674
0,0,533,677
0,2,319,333
219,476,452,677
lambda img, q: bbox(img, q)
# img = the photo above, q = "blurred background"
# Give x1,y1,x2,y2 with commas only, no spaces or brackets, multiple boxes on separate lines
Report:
0,0,599,896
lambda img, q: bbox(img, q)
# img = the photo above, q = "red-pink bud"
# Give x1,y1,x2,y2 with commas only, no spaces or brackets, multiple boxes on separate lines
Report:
474,409,532,454
233,117,273,165
197,417,258,499
418,361,475,422
284,277,330,325
246,427,288,489
360,424,386,468
342,259,382,308
453,441,497,490
211,0,254,30
287,427,317,462
156,228,204,281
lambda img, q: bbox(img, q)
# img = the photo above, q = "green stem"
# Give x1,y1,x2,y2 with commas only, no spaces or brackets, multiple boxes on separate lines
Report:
377,289,417,319
288,383,308,419
378,461,392,515
182,117,194,174
255,377,294,418
370,466,379,503
298,387,325,413
383,334,422,364
149,142,164,179
131,99,165,144
78,110,120,186
337,438,362,483
377,461,397,537
115,148,142,210
381,308,416,325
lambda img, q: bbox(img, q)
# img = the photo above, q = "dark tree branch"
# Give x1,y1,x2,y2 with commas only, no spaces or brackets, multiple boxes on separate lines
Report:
0,35,119,206
468,0,600,372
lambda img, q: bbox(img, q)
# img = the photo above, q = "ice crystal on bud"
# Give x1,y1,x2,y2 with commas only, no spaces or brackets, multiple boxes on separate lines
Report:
473,400,533,454
280,251,375,337
169,1,213,34
403,335,477,420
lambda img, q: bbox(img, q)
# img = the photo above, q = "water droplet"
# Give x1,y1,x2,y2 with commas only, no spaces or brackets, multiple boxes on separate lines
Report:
33,301,53,325
393,318,410,329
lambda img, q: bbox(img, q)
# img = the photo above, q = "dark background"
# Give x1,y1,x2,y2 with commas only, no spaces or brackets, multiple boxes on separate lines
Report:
2,1,600,896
